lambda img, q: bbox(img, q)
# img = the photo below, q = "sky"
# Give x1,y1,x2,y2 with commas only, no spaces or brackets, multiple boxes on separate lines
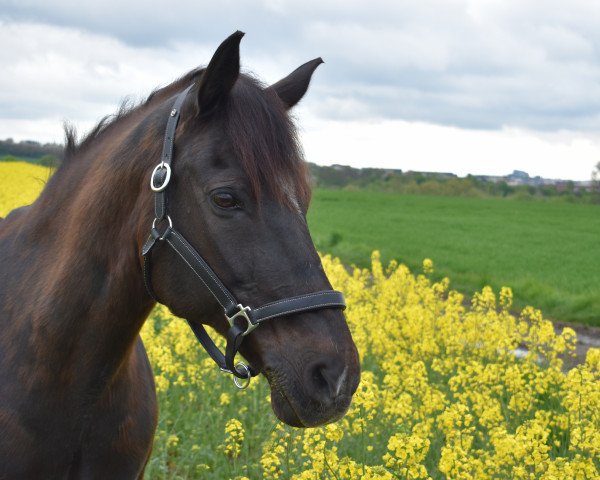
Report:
1,1,600,180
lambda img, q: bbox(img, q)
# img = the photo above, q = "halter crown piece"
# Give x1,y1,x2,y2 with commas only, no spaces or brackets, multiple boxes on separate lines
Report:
141,86,347,389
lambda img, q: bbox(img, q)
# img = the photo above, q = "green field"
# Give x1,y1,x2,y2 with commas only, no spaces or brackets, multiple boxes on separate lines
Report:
308,189,600,326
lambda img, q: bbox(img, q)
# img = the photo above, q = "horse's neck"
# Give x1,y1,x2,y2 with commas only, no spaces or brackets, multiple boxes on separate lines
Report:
2,122,157,388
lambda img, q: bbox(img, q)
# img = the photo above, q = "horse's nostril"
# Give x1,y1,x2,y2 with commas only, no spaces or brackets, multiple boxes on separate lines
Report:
308,361,348,400
312,365,329,392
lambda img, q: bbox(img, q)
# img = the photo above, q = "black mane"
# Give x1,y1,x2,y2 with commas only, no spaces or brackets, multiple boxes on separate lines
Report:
62,68,311,207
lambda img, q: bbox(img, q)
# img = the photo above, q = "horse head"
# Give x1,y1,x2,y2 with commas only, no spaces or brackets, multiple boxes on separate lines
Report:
142,32,360,427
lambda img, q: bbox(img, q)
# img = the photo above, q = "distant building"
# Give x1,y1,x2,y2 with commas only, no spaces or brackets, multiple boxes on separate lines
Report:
510,170,530,179
506,170,531,186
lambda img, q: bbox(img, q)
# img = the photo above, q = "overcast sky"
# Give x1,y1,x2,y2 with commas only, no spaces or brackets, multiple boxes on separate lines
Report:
1,0,600,180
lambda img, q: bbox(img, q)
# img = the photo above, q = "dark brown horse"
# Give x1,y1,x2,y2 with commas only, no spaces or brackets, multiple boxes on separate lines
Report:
0,32,360,478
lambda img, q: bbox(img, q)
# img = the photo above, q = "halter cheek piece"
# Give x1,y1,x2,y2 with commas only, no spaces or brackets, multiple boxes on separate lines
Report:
141,85,346,389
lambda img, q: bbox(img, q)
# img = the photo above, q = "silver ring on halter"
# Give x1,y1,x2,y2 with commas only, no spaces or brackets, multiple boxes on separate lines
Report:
233,362,252,389
150,163,172,192
152,215,173,240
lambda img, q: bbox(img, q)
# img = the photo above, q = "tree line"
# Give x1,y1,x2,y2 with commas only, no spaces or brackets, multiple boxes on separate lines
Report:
1,138,598,203
0,138,63,167
309,163,600,204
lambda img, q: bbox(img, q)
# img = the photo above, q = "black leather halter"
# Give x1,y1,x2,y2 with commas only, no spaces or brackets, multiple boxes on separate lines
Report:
141,85,346,388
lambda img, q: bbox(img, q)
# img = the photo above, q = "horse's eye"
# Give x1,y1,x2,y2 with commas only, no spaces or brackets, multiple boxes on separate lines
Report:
211,192,240,209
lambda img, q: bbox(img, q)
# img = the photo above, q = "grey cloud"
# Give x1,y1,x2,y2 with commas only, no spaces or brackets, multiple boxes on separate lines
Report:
2,0,600,131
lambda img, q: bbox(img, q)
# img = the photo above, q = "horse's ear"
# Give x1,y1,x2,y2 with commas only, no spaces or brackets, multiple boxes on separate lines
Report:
196,31,244,115
269,58,324,109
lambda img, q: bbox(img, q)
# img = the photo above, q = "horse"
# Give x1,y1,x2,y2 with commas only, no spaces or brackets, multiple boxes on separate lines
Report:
0,31,360,478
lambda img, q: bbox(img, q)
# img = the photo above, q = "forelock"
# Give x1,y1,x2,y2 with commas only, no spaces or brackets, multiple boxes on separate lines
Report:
220,75,311,209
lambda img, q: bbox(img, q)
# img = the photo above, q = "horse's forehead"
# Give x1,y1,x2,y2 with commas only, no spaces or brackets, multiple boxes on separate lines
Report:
180,137,302,213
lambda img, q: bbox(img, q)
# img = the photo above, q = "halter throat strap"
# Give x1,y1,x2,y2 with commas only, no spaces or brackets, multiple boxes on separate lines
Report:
141,86,346,388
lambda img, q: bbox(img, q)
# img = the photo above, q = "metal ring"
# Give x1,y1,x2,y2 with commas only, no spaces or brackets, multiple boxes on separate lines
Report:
152,215,173,240
233,363,252,389
150,163,172,192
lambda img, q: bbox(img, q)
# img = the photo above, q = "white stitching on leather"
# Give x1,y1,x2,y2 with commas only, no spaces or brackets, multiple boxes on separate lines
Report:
168,231,236,306
143,256,155,299
257,291,338,309
256,301,343,322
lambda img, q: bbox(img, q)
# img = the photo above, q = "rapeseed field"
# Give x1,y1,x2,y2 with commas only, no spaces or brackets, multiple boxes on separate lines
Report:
143,255,599,479
2,161,599,479
0,160,52,216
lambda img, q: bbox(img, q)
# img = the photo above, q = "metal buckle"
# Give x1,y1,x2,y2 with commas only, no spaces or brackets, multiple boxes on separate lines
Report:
150,163,172,192
226,304,257,336
152,215,173,240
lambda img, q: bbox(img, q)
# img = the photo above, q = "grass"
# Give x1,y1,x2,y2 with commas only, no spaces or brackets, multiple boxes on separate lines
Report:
308,189,600,326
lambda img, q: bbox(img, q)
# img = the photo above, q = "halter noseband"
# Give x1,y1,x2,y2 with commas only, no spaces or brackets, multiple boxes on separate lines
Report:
141,85,346,389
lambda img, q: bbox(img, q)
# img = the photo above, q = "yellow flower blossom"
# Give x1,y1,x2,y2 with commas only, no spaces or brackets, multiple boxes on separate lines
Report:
223,418,244,459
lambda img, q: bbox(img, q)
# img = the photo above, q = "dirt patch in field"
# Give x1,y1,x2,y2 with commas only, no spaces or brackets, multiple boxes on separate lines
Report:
551,320,600,370
460,295,600,370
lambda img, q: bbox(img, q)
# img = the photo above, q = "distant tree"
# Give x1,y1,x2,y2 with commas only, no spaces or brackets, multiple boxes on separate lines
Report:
592,161,600,200
0,138,63,160
498,181,512,197
39,154,59,169
593,161,600,183
304,160,593,202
